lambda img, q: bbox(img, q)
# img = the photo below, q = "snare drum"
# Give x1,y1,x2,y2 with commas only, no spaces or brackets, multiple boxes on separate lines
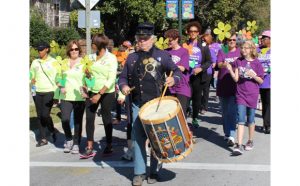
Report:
138,96,193,163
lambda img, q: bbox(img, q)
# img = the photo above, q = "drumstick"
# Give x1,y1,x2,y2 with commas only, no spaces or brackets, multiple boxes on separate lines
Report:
155,71,173,112
127,86,135,94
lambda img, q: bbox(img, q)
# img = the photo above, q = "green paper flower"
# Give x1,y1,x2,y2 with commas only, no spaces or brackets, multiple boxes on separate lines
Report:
221,44,229,54
213,22,231,41
246,20,258,34
85,77,95,88
252,36,259,44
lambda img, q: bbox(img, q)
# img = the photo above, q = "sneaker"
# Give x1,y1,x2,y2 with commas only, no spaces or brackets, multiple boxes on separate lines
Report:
63,140,73,153
244,140,254,151
232,144,243,156
121,149,133,161
227,137,235,147
36,139,48,147
103,145,113,155
147,174,159,184
200,110,207,115
132,174,146,186
71,145,79,154
80,147,96,159
192,119,199,128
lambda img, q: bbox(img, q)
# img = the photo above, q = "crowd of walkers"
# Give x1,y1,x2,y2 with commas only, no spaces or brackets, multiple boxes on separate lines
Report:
30,20,270,186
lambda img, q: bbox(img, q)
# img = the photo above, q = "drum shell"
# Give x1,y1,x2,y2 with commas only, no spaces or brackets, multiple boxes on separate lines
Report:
139,96,193,163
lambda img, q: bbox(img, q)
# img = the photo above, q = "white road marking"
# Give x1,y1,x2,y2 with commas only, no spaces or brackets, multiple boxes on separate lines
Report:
30,161,270,172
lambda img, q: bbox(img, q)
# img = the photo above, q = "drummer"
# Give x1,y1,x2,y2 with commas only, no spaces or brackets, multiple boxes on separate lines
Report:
119,22,182,186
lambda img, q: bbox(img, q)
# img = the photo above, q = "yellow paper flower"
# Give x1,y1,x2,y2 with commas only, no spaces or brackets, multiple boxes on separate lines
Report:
246,20,258,34
60,59,69,72
80,55,93,73
155,37,169,50
213,22,231,41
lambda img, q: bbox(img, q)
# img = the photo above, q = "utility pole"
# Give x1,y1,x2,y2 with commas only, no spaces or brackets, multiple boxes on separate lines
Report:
178,0,182,40
85,0,91,55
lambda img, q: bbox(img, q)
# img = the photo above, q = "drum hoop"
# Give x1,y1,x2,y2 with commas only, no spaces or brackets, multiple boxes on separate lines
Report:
139,96,180,125
159,141,194,163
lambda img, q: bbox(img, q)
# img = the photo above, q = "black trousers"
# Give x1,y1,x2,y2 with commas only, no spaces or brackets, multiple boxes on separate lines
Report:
190,75,210,119
200,75,212,111
260,88,271,128
85,92,115,144
60,100,85,145
33,92,55,140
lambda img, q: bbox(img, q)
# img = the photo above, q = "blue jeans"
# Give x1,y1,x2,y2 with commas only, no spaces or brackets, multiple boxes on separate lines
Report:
220,96,237,137
237,104,256,125
132,103,160,175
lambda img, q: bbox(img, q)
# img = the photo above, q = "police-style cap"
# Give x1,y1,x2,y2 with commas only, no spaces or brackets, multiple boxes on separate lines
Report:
36,41,50,51
136,22,154,36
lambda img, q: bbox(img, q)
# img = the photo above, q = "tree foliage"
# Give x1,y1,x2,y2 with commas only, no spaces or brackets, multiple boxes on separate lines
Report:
96,0,167,45
52,27,81,46
195,0,270,35
30,8,53,47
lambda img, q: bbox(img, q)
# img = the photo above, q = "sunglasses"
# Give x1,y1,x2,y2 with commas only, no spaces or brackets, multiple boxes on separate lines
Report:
189,30,199,33
70,48,79,52
228,39,236,42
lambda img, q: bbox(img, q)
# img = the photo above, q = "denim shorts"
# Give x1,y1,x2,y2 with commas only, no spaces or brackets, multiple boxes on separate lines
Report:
237,104,256,125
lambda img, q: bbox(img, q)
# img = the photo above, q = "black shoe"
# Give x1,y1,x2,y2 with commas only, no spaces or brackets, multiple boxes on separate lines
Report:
103,145,113,155
264,127,270,134
147,174,159,184
36,139,48,147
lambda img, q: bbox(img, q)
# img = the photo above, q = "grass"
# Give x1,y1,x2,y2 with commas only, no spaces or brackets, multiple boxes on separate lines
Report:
30,105,61,131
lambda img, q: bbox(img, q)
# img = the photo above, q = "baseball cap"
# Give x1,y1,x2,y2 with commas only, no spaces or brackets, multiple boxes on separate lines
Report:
36,41,50,51
261,30,271,38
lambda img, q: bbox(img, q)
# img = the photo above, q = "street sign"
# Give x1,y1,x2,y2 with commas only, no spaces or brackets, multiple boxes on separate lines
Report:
77,0,99,9
182,0,194,19
78,10,101,28
166,0,178,19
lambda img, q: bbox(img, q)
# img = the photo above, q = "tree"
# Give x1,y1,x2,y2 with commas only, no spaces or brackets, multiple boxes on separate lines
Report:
194,0,270,35
96,0,168,45
52,27,81,46
30,8,53,47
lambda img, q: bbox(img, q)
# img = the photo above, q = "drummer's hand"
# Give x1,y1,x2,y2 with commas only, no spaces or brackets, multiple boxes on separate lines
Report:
165,77,175,87
122,85,131,96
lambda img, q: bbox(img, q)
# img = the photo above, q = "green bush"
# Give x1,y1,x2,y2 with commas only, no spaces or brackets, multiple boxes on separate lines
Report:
53,27,81,46
30,47,39,64
30,8,53,47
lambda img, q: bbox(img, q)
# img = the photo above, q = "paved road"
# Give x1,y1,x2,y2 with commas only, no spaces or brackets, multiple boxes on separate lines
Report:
30,89,270,186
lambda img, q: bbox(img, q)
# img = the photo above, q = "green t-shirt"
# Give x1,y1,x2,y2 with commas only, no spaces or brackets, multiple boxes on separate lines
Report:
59,58,85,101
88,51,118,93
30,56,60,93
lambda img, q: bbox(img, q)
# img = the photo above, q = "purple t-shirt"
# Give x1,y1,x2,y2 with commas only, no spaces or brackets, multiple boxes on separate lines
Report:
232,58,264,108
166,47,191,97
216,48,241,97
189,42,202,71
207,47,217,75
257,48,271,89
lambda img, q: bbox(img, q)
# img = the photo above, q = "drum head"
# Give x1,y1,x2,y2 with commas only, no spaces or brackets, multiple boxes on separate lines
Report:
139,97,178,121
